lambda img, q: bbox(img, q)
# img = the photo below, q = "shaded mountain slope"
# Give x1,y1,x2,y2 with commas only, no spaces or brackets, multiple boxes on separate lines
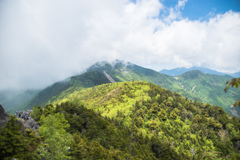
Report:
25,71,111,109
176,70,240,115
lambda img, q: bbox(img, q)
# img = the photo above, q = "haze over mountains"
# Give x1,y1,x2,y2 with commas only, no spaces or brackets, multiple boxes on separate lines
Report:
159,67,240,77
1,60,239,117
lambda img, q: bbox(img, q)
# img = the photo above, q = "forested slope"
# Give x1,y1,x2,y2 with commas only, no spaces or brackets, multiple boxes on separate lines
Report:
177,70,240,114
24,71,111,110
87,61,240,116
2,81,239,159
50,81,240,159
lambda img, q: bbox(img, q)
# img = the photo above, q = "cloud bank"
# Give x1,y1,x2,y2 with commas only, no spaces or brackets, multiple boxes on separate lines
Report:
0,0,240,90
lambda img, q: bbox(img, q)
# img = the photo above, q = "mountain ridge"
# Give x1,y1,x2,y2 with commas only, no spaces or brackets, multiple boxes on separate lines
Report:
3,60,239,117
159,66,239,77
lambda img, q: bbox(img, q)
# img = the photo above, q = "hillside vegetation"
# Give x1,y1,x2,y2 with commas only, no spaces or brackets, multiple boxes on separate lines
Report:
177,70,240,115
87,61,240,116
2,81,239,159
48,81,240,159
24,71,111,110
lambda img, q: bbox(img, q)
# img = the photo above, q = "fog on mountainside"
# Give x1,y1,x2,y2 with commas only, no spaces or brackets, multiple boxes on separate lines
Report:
0,89,40,114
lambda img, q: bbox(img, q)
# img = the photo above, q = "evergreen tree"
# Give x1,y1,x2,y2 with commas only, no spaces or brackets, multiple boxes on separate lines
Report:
36,113,73,160
0,116,40,159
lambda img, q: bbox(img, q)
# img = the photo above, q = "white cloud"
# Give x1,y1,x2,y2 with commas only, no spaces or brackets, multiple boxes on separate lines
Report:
177,0,188,10
164,0,188,23
0,0,239,90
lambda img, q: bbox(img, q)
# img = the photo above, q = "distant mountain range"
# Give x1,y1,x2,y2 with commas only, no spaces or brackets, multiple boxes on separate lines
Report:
230,71,240,77
159,67,240,77
1,60,239,117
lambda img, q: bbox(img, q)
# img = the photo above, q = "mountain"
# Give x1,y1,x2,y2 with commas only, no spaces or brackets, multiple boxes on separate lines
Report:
159,67,189,76
87,60,178,90
175,70,240,115
230,71,240,78
86,61,239,116
22,60,182,111
159,67,227,76
2,69,113,113
24,71,112,110
1,72,240,159
4,60,239,117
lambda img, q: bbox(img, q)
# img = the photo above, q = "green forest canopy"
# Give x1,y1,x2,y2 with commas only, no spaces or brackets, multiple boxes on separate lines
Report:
1,81,240,159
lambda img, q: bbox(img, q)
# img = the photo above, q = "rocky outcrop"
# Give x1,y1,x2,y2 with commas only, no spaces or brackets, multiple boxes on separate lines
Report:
15,109,40,131
0,104,9,128
0,105,39,132
23,119,40,131
16,110,33,118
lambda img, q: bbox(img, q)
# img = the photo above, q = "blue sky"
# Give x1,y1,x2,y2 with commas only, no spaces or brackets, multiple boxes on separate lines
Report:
0,0,240,90
150,0,240,21
173,0,240,20
131,0,240,20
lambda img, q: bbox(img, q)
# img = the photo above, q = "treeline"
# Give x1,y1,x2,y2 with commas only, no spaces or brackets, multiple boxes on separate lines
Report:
0,116,41,159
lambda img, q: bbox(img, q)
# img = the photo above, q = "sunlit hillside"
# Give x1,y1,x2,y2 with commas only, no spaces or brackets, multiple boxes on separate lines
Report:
49,81,240,158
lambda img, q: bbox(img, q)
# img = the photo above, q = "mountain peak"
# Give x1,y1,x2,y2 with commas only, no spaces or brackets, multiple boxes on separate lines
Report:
180,70,203,79
87,60,133,72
